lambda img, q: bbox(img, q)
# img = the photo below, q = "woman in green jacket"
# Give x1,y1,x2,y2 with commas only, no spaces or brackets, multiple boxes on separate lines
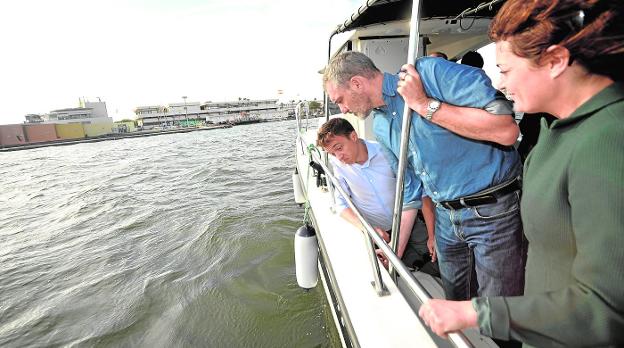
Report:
417,0,624,347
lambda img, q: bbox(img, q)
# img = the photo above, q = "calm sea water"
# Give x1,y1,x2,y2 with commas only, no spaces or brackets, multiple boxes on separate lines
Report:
0,120,339,347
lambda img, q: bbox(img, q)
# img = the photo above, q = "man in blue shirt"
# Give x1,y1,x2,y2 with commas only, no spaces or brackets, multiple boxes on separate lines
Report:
317,117,437,271
322,51,525,301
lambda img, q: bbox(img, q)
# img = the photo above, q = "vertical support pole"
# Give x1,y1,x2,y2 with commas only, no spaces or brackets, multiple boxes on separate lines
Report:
389,0,422,281
365,234,389,296
324,32,339,213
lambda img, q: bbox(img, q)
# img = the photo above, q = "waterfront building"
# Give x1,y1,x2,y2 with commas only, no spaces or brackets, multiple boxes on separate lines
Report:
2,100,115,146
112,120,137,133
0,125,27,146
201,99,293,125
22,100,114,138
134,102,202,128
134,99,296,128
25,100,113,126
46,101,113,137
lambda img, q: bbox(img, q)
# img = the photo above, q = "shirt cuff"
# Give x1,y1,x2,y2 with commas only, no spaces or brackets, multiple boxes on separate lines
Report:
484,98,514,115
472,297,511,340
335,201,348,213
403,199,422,210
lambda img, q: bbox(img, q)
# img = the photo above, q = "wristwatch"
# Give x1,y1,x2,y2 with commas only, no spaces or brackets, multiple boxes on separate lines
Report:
425,99,441,121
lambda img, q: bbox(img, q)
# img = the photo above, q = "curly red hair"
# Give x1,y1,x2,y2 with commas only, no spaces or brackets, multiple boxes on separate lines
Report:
489,0,624,80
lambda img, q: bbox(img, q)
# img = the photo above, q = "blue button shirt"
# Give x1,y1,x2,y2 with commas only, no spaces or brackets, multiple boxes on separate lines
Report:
331,140,396,231
372,57,521,207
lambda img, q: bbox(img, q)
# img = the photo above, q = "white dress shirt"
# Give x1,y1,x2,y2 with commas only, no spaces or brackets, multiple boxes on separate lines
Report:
331,139,397,231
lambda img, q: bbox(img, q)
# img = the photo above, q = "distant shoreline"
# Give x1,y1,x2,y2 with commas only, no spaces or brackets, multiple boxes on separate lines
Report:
0,124,232,153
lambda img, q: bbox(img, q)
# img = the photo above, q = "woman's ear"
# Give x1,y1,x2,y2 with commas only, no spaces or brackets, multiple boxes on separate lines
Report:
545,45,571,79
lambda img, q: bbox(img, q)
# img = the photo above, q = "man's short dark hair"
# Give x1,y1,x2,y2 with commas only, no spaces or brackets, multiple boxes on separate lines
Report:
461,51,484,68
317,118,355,147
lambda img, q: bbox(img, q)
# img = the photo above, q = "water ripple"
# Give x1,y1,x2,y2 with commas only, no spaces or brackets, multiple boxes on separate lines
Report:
0,120,334,347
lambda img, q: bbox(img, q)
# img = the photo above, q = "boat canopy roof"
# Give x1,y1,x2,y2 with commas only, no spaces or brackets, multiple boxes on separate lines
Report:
334,0,503,35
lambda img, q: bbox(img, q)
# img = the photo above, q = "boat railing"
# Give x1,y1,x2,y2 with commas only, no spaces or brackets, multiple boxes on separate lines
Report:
296,101,338,211
294,101,312,133
297,134,474,348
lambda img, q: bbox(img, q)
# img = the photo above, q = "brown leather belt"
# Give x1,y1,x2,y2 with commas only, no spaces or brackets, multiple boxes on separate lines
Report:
440,177,521,210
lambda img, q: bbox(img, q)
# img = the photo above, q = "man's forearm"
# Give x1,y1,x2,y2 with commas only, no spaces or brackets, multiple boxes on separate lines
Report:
341,207,417,259
398,208,418,258
397,64,519,146
340,208,390,243
340,208,364,231
422,196,435,241
418,103,519,146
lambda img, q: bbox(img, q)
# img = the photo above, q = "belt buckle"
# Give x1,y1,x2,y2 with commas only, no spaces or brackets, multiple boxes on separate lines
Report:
445,199,466,210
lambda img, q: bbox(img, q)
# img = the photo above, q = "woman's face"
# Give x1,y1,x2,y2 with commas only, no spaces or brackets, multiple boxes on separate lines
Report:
496,41,553,113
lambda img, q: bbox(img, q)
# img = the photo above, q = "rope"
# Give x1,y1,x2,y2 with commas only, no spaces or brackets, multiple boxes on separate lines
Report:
307,143,321,161
459,15,477,30
303,201,311,225
300,144,320,226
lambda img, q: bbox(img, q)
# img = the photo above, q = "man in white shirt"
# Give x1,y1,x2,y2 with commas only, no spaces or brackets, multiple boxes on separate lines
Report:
317,117,437,271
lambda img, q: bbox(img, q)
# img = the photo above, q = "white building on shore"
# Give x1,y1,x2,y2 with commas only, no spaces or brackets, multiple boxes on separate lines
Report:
134,101,202,128
201,99,293,124
134,99,296,128
25,100,113,125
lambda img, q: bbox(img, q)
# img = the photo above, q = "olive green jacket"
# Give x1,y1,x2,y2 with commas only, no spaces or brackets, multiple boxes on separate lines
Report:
473,83,624,347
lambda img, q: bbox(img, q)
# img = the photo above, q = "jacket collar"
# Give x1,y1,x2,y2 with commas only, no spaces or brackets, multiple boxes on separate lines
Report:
551,82,624,129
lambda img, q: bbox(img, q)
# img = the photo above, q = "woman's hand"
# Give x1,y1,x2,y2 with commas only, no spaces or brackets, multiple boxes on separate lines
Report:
418,300,478,338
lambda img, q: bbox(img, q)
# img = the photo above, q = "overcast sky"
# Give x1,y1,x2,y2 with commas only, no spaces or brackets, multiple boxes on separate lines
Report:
0,0,361,124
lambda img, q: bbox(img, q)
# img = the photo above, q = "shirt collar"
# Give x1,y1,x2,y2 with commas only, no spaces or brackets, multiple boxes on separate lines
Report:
551,82,624,129
329,139,380,169
381,73,398,98
375,73,398,115
360,139,380,168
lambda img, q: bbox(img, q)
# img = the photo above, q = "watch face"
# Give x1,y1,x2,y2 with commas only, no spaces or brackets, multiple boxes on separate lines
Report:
426,99,440,120
428,99,440,111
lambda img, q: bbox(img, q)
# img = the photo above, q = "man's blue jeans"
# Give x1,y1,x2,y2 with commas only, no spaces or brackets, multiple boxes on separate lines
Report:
434,190,527,300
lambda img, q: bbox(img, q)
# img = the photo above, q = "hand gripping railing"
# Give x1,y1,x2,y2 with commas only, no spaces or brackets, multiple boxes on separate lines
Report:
300,136,474,348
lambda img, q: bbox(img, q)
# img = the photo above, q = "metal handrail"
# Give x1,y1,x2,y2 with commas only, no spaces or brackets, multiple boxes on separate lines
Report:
299,135,473,348
294,101,310,133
